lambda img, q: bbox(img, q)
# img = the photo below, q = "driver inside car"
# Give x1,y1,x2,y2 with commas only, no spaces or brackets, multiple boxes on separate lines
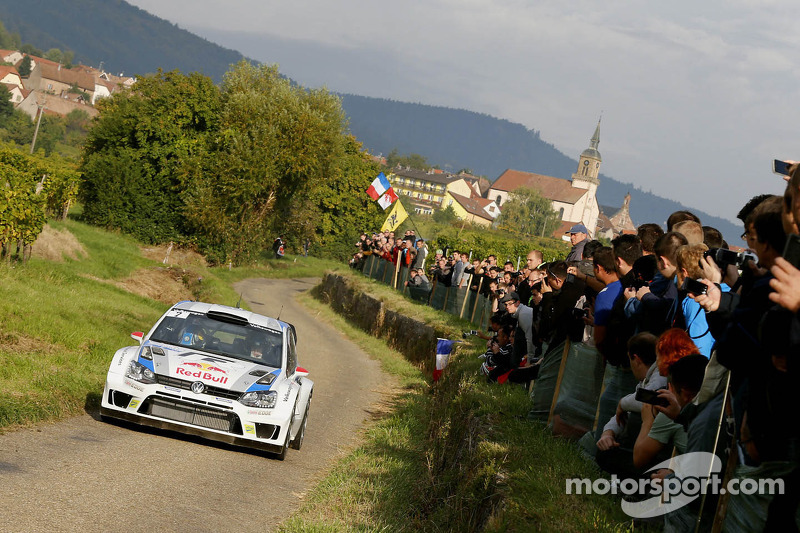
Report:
249,340,264,360
179,316,207,348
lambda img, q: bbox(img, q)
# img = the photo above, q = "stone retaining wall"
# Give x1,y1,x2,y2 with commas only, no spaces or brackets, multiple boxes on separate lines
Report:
316,273,438,366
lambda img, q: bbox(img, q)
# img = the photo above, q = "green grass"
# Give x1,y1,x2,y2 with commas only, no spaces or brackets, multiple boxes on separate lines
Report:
212,253,346,283
280,286,634,533
0,256,165,427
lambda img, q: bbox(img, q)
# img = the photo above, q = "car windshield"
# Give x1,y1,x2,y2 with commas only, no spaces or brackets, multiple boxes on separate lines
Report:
149,311,283,368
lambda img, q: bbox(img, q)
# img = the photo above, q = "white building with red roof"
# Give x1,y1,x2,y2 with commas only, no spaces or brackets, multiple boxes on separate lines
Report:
443,190,500,227
0,49,23,65
487,121,603,238
0,65,22,89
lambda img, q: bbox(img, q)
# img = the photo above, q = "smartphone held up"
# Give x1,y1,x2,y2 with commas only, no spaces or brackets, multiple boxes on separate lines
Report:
774,159,791,176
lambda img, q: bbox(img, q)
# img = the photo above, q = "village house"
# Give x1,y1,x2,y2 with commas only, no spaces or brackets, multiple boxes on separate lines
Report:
23,61,95,104
487,121,603,239
16,90,99,121
0,65,22,89
442,191,500,227
0,49,24,66
387,168,485,215
5,49,134,119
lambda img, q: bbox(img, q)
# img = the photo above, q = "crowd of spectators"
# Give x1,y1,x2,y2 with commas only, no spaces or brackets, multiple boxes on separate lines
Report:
351,166,800,529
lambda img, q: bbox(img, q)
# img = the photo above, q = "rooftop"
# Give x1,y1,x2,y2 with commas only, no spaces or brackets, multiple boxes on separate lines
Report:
491,169,587,204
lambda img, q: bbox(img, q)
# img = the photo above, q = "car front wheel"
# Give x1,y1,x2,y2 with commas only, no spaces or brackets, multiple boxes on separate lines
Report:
275,411,294,461
290,403,309,450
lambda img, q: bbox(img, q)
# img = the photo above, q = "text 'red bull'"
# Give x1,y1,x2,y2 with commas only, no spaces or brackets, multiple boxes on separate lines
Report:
176,367,229,384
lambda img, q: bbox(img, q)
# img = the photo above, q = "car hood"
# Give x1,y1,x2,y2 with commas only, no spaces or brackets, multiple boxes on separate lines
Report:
145,342,280,392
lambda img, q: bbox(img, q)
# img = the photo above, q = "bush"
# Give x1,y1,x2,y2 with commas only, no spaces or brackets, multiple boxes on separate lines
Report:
430,225,569,264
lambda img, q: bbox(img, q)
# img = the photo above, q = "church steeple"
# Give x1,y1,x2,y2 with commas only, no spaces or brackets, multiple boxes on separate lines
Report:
568,118,602,239
589,117,601,153
574,117,602,183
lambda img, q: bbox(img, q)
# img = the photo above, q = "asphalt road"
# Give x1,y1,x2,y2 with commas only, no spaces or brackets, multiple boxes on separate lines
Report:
0,278,387,533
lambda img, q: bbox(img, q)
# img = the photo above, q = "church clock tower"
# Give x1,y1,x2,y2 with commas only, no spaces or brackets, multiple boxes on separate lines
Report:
570,118,602,235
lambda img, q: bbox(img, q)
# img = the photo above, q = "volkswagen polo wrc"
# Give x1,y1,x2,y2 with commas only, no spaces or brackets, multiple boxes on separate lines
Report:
100,301,312,460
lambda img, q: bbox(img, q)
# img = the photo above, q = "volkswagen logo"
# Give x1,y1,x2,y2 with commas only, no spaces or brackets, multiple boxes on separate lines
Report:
191,381,206,394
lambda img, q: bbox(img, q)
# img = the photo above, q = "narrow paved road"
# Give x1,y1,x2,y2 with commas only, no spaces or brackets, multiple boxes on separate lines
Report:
0,278,387,533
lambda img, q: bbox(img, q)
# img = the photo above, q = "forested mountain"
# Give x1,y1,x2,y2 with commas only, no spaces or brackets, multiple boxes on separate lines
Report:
0,0,741,240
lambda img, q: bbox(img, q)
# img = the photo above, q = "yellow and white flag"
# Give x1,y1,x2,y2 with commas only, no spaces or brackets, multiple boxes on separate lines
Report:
380,200,409,232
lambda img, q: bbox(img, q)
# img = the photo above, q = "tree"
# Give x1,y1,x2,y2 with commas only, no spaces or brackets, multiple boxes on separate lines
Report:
433,205,459,224
32,115,65,156
63,109,91,147
386,149,431,170
300,135,385,261
80,69,221,243
495,187,561,237
181,61,364,263
19,44,42,57
0,147,48,261
18,55,32,78
0,21,16,50
0,110,34,146
79,61,387,265
44,48,63,64
0,84,13,123
62,51,74,69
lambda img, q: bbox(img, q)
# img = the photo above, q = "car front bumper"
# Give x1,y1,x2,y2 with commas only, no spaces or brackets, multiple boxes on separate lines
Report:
100,375,291,454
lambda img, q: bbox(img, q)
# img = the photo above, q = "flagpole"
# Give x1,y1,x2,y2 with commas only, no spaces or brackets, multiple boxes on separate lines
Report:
404,207,424,240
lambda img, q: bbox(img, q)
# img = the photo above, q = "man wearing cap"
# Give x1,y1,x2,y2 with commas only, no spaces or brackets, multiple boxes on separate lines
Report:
566,223,589,262
499,291,537,362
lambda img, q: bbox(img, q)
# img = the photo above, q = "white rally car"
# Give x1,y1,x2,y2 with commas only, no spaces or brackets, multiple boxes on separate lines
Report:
100,301,313,460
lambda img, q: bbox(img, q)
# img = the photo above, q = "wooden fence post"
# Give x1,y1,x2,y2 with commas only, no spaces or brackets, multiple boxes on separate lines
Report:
470,277,484,324
547,339,572,426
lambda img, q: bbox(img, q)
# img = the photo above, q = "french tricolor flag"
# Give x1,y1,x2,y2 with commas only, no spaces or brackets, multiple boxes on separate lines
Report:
433,338,455,382
366,172,391,201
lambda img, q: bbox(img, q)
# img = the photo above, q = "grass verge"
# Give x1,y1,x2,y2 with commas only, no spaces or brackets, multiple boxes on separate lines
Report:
280,277,633,532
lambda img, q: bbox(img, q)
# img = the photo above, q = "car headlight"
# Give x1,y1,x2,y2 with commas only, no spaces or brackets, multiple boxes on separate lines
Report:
239,390,277,408
125,360,157,384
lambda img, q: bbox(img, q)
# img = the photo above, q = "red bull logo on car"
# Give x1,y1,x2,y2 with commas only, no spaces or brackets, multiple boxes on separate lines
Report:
180,361,227,373
177,361,229,384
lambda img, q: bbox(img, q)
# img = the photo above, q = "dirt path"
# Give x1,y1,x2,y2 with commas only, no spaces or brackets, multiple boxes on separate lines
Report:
0,278,388,532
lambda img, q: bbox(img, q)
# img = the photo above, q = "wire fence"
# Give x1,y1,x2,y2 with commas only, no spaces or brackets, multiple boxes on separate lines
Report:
356,254,494,329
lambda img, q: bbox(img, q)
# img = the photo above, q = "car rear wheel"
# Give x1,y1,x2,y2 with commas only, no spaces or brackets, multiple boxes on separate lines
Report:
290,403,309,450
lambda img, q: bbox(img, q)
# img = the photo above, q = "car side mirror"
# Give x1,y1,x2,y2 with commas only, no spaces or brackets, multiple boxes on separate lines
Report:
295,366,309,378
131,332,144,345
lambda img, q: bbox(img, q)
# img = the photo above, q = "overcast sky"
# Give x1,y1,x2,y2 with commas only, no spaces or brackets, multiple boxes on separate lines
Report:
127,0,799,223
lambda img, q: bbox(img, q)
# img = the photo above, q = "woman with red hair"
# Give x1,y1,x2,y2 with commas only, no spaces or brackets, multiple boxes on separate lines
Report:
633,328,702,470
656,328,701,377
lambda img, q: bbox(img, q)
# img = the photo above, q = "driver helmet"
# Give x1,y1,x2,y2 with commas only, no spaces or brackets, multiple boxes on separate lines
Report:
250,340,264,359
180,316,205,347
